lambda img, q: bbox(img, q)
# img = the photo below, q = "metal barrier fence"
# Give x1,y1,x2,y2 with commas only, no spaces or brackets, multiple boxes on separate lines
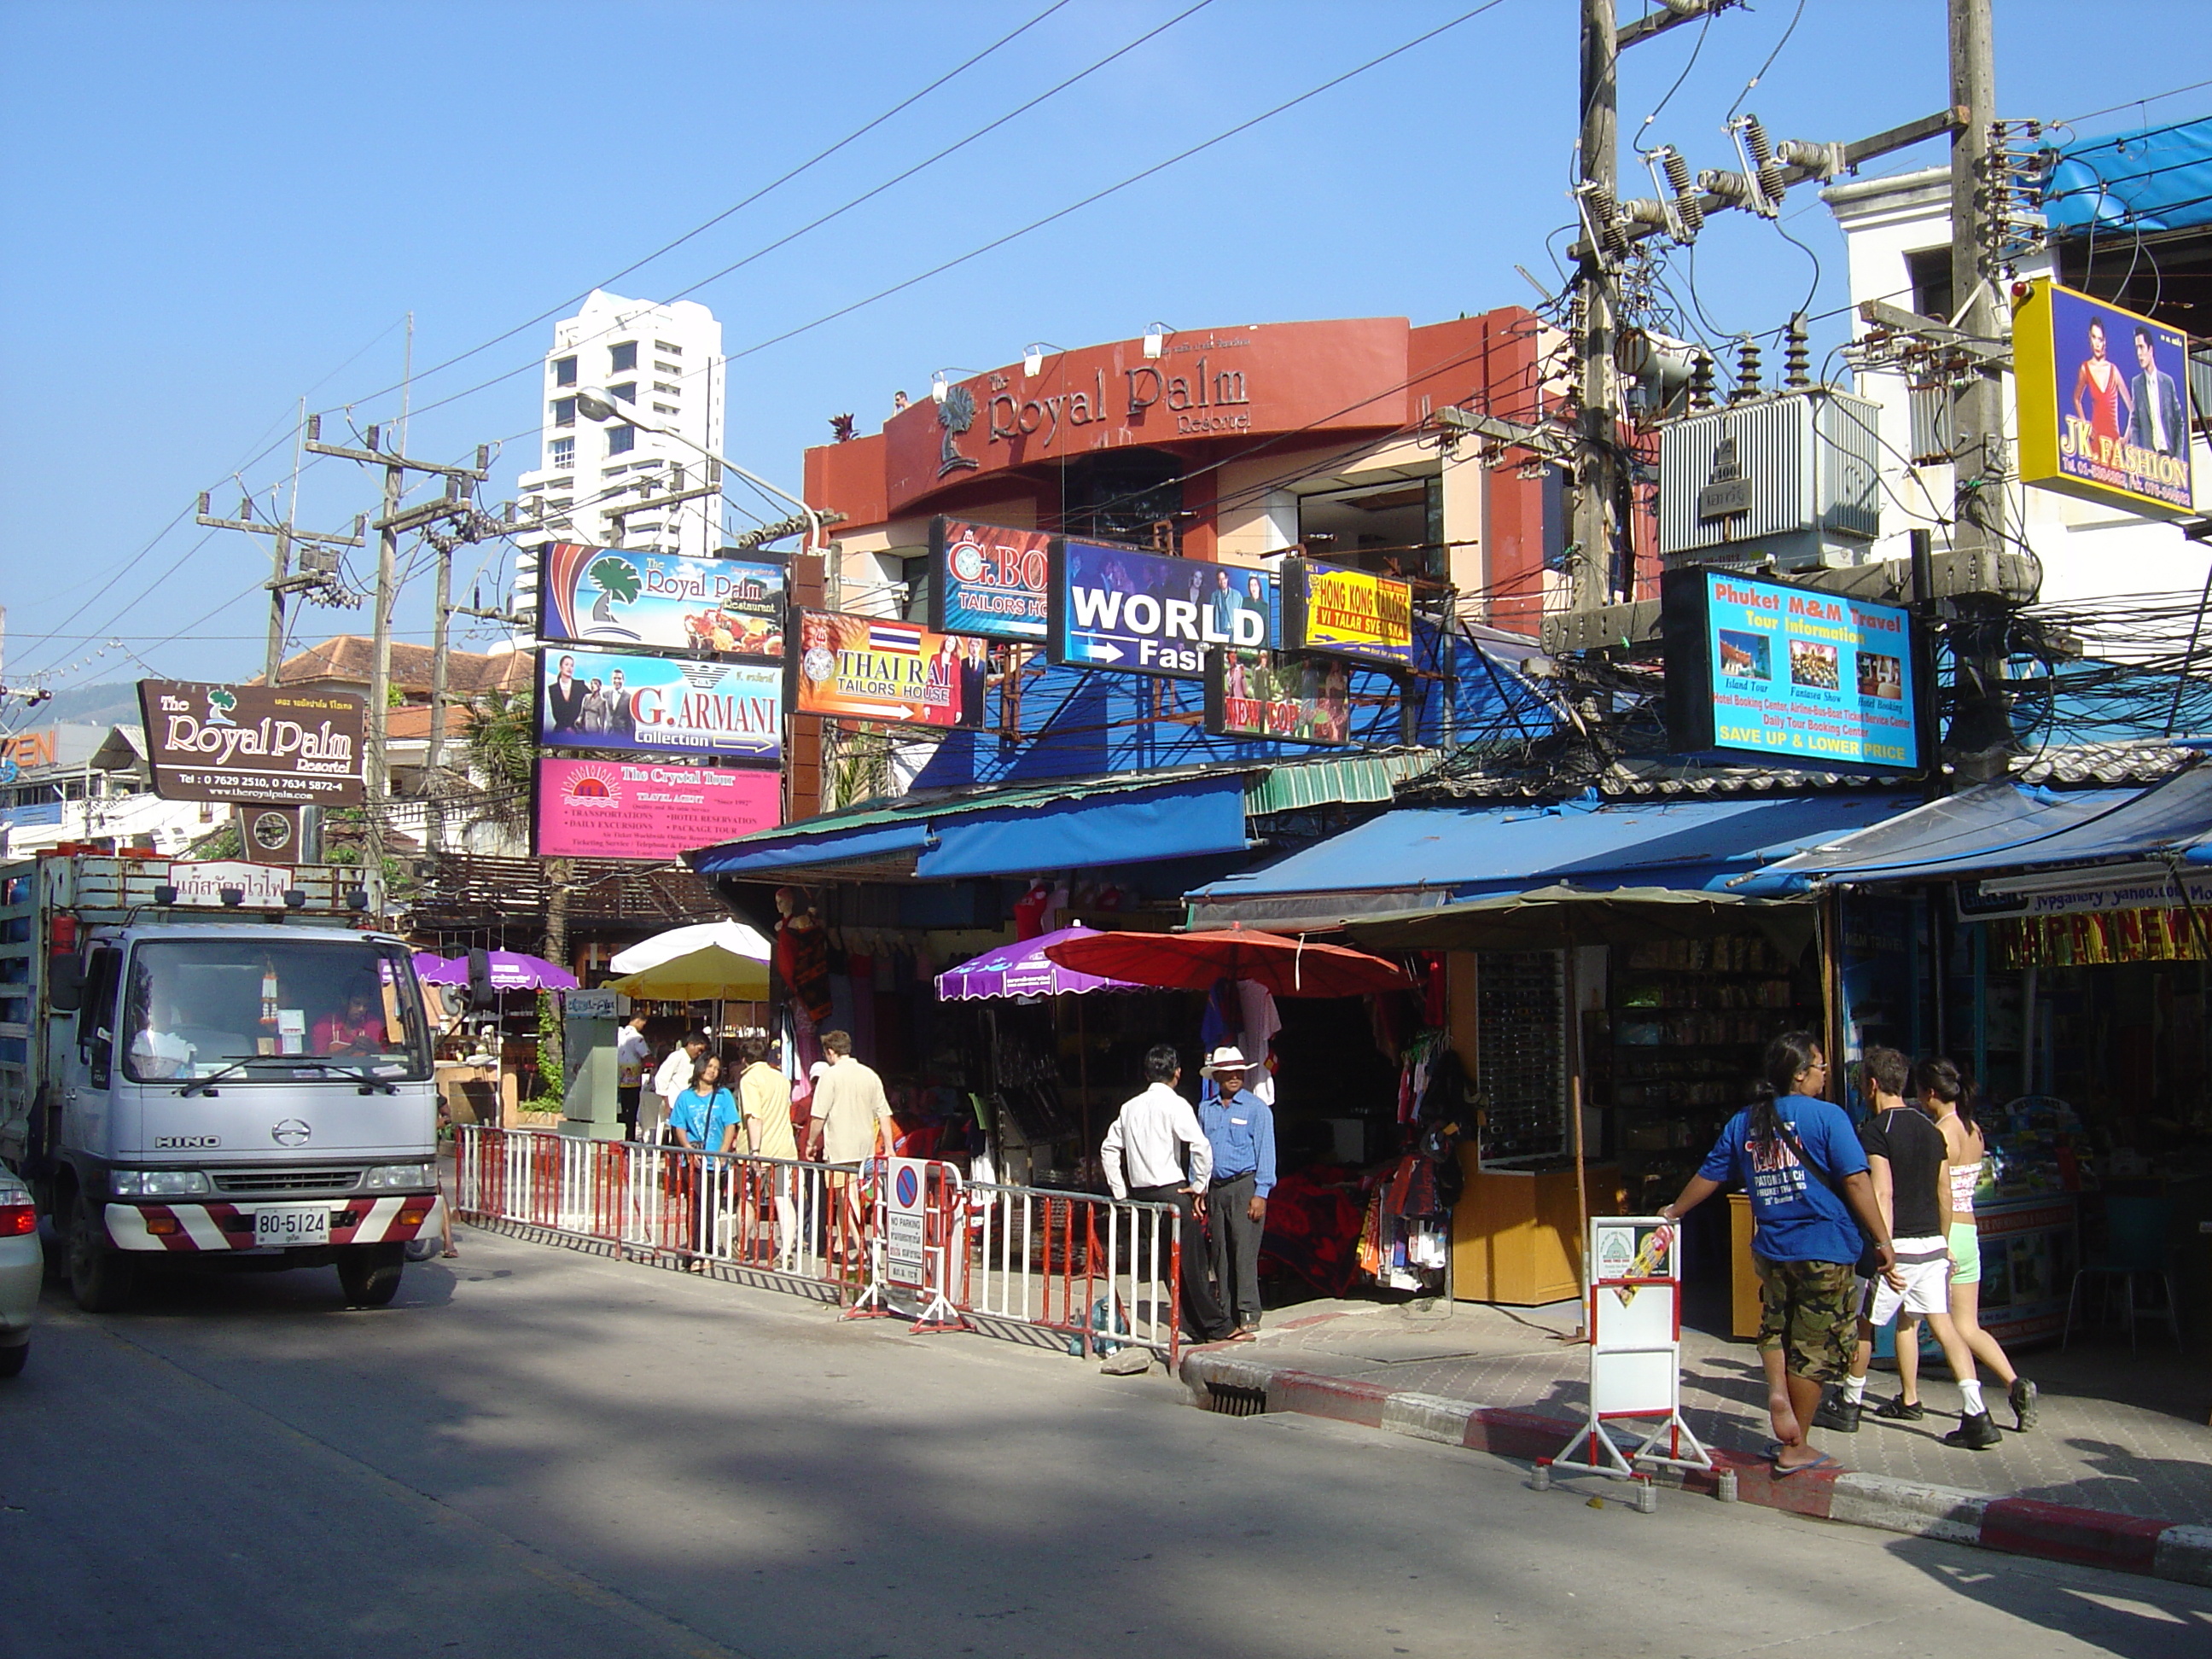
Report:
456,1126,1183,1360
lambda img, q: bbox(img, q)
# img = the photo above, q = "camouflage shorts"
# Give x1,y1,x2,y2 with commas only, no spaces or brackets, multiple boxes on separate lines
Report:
1754,1257,1858,1383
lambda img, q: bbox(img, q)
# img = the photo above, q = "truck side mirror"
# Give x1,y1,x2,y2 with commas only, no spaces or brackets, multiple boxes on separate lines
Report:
48,952,84,1013
467,946,496,1012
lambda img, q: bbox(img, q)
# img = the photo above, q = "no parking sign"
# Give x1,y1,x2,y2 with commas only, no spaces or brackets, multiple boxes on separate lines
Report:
886,1157,927,1287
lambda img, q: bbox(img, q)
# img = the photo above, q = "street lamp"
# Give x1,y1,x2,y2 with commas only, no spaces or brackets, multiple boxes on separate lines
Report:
572,386,824,553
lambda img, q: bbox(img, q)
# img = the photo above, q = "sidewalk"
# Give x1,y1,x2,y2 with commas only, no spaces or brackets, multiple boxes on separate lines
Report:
1179,1297,2212,1582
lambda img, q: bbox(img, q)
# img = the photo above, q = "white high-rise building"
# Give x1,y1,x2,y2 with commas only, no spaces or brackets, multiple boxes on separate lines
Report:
513,291,728,622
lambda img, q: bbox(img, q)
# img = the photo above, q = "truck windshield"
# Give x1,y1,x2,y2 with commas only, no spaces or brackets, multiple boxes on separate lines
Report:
119,938,432,1084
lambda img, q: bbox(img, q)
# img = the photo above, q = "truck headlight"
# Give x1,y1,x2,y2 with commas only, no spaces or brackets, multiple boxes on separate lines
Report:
112,1169,212,1197
364,1163,435,1190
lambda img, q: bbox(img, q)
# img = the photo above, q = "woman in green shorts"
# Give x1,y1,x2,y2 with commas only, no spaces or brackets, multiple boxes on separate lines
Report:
1915,1057,2038,1433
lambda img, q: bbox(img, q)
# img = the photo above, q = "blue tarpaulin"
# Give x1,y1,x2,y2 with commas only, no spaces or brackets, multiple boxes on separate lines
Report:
2043,115,2212,236
1185,790,1917,927
1738,767,2212,893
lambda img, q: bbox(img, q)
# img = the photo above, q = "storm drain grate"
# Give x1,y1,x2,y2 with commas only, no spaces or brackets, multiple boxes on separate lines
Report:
1203,1382,1269,1417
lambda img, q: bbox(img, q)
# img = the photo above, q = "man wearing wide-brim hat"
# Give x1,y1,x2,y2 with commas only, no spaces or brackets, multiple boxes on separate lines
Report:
1199,1044,1277,1336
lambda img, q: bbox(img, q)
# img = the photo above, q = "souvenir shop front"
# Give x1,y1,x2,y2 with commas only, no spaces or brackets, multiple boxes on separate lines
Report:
1188,787,1913,1313
1747,767,2212,1349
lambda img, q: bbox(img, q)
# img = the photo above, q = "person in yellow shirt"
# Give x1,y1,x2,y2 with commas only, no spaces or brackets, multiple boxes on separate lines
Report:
728,1033,799,1272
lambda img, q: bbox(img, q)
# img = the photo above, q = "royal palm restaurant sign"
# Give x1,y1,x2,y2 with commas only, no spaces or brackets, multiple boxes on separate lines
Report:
789,610,982,729
2014,278,2194,518
929,516,1051,641
1048,540,1278,678
1662,569,1921,772
1280,556,1415,670
137,680,366,806
534,757,780,862
538,542,786,657
537,645,782,763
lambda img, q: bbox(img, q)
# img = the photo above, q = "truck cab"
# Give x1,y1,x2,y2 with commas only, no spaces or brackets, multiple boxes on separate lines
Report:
2,856,442,1310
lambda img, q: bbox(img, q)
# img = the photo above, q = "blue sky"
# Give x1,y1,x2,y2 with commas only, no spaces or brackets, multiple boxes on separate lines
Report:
1,0,2203,696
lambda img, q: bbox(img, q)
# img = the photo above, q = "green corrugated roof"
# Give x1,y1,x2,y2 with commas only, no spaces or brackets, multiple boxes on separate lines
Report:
1245,751,1438,815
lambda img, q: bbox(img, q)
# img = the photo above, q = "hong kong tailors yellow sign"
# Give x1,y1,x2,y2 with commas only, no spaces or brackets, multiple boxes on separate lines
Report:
2014,278,2195,519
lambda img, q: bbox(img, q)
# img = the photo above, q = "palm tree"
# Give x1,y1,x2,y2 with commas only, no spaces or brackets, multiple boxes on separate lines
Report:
460,687,534,844
936,383,981,478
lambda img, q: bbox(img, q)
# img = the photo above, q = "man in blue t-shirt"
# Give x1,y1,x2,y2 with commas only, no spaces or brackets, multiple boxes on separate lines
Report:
1662,1034,1897,1478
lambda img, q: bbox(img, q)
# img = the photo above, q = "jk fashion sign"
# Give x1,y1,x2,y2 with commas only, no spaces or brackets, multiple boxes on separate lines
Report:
533,758,781,861
137,680,366,806
789,610,983,729
1662,569,1922,773
537,646,783,763
1048,541,1278,678
2014,278,2194,519
538,543,786,658
928,516,1051,641
1281,556,1415,669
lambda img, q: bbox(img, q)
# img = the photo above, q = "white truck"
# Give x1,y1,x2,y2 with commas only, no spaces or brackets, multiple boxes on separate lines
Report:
0,853,442,1311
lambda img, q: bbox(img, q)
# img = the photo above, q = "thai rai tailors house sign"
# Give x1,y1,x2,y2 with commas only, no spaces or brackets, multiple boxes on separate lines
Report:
789,611,984,730
1048,539,1279,678
929,516,1051,642
537,543,787,657
1661,568,1924,774
1279,556,1416,671
536,645,783,763
2013,278,2194,519
136,680,367,806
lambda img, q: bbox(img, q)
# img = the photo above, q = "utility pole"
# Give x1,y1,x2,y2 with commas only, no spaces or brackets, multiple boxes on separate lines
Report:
427,544,452,853
304,416,486,894
1571,0,1621,614
1941,0,2017,779
194,493,366,684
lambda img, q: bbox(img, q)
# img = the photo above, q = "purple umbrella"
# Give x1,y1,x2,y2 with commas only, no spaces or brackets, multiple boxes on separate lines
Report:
934,925,1147,1002
411,951,576,991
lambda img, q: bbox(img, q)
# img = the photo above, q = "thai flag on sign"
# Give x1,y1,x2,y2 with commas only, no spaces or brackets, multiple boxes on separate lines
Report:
868,622,922,653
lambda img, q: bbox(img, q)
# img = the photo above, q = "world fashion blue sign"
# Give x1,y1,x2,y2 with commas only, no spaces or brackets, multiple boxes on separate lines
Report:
1046,539,1278,679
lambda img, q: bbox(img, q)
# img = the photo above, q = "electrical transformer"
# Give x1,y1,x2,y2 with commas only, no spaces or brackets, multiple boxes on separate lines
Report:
1657,387,1882,573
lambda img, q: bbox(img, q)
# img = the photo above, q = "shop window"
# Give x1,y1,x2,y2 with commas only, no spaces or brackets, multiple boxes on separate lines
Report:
608,382,637,405
1052,448,1184,547
1294,473,1444,580
606,424,636,457
551,397,576,428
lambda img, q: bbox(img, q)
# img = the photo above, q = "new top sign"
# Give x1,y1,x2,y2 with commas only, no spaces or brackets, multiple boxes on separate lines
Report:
1047,540,1278,679
137,680,367,806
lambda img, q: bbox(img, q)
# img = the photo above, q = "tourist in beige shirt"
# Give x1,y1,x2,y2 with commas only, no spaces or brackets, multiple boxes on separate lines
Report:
805,1031,896,1164
725,1033,800,1272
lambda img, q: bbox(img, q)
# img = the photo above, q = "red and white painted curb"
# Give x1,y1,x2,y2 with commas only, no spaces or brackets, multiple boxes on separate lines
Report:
1179,1350,2212,1588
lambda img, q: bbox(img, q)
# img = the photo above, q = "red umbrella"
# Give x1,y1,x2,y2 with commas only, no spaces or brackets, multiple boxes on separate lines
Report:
1041,926,1409,998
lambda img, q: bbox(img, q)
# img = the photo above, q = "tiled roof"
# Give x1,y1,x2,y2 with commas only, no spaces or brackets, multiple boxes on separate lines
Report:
260,637,531,697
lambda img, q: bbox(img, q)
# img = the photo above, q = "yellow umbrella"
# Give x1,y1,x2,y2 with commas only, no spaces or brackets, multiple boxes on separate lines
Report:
602,942,770,1001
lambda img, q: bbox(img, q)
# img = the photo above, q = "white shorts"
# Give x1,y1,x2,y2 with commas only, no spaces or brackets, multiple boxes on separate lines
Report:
1859,1236,1952,1324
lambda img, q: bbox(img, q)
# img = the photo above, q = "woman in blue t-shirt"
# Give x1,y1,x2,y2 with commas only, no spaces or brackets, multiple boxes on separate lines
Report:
1662,1032,1898,1477
669,1052,740,1155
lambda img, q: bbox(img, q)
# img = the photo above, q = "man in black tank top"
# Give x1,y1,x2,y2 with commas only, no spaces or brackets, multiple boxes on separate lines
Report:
1813,1049,2002,1448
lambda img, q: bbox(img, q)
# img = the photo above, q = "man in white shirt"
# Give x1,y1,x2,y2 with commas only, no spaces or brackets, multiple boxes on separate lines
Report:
614,1012,651,1140
1101,1043,1240,1345
649,1033,707,1147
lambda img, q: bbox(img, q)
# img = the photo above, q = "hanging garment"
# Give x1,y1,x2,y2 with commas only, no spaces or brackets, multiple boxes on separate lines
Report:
776,918,834,1027
1237,980,1281,1106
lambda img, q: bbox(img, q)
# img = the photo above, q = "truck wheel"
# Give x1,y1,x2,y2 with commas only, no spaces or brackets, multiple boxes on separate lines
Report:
336,1243,405,1307
0,1340,26,1378
67,1193,136,1313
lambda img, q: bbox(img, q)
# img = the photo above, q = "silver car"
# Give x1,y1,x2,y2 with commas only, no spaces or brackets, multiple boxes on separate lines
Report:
0,1167,40,1377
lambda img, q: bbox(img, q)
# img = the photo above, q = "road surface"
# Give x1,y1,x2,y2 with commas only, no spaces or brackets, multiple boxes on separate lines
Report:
4,1225,2206,1658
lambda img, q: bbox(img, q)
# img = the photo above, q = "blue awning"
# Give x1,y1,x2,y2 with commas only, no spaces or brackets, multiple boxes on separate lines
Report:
1185,791,1916,927
913,774,1248,879
687,771,1250,882
1738,767,2212,894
